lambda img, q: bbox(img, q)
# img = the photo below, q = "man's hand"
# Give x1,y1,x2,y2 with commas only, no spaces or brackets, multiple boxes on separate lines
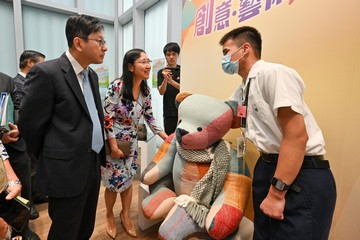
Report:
1,123,19,144
162,68,173,82
260,187,286,220
162,68,175,85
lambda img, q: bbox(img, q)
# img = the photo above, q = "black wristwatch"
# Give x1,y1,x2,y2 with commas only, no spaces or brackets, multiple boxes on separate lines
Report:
271,177,290,191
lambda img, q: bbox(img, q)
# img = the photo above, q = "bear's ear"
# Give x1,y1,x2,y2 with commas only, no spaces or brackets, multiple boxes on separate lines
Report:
225,100,241,129
175,91,193,109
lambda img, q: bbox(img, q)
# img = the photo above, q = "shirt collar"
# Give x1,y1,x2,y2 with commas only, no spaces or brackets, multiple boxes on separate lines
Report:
245,59,265,83
65,50,87,75
18,71,26,78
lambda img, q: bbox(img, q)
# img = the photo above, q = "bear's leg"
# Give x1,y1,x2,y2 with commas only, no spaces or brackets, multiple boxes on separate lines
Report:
142,187,177,220
158,205,210,240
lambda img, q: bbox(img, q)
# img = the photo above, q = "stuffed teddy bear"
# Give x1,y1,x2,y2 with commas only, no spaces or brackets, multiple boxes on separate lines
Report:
141,92,252,240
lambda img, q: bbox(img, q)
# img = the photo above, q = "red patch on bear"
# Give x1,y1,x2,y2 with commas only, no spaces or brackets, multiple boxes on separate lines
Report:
208,204,243,239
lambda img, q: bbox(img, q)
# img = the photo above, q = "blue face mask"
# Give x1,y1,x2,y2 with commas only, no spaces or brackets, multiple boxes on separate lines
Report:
221,54,239,75
221,45,245,75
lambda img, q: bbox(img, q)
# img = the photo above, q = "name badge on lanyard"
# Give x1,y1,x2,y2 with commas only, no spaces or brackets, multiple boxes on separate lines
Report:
237,105,247,118
238,79,251,128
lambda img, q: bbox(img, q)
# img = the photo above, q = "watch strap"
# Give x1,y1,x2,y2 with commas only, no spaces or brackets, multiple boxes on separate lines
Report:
271,177,290,191
271,177,301,192
6,179,22,189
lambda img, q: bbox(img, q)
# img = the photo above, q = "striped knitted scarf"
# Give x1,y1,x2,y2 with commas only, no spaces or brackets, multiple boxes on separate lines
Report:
174,140,230,228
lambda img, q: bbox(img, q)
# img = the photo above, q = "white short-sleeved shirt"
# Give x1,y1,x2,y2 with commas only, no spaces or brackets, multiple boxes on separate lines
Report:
229,60,325,155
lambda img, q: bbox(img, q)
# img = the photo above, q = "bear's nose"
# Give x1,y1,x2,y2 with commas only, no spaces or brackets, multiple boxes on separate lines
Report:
176,128,189,138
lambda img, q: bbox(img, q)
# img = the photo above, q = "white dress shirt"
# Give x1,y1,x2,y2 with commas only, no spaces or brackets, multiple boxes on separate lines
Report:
229,60,325,155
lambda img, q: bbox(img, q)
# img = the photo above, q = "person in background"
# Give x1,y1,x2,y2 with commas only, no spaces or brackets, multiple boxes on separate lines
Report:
219,26,336,240
17,14,107,240
12,50,46,221
102,48,167,239
13,50,46,112
1,139,22,240
157,42,181,135
0,72,40,240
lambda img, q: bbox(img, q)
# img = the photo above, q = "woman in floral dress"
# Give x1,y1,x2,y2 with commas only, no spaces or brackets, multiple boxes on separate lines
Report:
102,48,167,239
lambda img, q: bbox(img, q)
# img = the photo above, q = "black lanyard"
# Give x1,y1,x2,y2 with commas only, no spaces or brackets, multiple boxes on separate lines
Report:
240,79,251,128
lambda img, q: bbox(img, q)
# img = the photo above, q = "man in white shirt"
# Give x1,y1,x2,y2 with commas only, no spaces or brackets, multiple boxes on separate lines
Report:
219,26,336,240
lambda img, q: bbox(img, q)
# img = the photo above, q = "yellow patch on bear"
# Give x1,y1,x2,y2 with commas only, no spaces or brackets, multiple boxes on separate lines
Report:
223,173,252,211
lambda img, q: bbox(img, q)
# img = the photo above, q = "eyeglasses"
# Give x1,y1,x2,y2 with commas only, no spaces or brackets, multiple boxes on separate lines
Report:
135,60,152,65
81,38,107,47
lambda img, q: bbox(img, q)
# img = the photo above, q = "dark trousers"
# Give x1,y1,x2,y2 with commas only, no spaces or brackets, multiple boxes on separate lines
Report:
252,157,336,240
47,152,101,240
5,147,32,234
28,150,42,199
164,116,178,135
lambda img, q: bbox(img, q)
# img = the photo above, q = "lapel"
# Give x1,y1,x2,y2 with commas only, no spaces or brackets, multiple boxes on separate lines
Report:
60,54,104,123
17,73,26,81
60,54,89,116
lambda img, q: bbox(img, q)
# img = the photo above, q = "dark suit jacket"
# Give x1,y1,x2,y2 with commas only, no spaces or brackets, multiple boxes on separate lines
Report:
12,73,26,115
0,72,13,92
0,72,26,152
18,53,106,198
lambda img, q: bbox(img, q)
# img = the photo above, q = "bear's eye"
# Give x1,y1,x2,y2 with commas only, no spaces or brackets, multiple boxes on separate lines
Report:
178,119,182,124
197,127,202,132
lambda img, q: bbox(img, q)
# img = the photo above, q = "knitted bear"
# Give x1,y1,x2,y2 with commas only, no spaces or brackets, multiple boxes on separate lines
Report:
141,92,252,239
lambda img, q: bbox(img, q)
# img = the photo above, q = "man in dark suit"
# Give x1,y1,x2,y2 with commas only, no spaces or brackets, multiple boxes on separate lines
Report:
18,14,107,240
0,72,40,240
13,50,46,119
13,50,47,216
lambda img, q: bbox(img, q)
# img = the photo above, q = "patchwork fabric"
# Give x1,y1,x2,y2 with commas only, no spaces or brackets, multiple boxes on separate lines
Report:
208,204,242,239
159,206,207,240
140,93,253,239
142,187,176,218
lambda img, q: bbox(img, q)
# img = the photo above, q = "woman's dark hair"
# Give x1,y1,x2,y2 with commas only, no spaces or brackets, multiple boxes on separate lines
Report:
65,14,104,48
121,48,150,101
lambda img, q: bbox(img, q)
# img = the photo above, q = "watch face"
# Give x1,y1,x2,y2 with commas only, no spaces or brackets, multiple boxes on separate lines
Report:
271,177,289,191
274,180,286,190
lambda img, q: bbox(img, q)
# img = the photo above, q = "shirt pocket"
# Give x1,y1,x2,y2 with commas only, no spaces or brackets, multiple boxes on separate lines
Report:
249,94,268,121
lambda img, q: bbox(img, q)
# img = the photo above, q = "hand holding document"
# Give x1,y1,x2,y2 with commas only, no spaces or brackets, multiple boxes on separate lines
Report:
0,92,14,132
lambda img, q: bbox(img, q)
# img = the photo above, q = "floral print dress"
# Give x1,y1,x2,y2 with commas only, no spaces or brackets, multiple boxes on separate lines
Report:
101,79,162,193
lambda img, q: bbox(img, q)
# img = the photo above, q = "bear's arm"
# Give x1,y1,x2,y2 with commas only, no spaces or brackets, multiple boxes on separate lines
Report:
141,134,177,185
